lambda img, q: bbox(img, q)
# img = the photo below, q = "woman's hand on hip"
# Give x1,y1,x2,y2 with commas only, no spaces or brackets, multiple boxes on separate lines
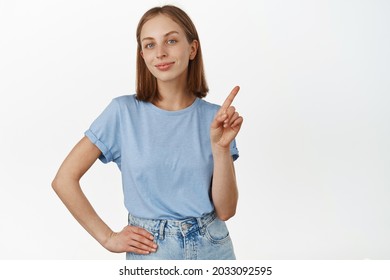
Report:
104,225,157,254
210,86,243,151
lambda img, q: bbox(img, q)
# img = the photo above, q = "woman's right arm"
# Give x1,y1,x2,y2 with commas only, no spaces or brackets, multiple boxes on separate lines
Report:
51,136,157,254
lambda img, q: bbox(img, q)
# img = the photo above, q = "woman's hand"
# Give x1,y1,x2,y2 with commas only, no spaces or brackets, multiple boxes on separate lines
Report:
210,86,243,151
104,225,157,254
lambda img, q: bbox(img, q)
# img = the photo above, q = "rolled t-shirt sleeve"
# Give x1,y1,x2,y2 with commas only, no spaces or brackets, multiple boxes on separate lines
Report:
230,139,239,161
85,99,121,164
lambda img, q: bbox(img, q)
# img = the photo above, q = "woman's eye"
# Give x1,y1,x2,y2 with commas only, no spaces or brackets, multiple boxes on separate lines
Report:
167,39,177,45
145,43,154,49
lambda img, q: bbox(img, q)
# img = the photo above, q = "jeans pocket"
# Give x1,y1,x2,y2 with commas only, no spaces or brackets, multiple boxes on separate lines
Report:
205,217,231,244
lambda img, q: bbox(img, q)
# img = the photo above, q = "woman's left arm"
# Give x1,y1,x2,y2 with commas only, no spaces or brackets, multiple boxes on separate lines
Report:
210,86,243,221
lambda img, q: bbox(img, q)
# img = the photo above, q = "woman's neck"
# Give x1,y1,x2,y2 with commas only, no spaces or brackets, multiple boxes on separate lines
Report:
154,80,196,111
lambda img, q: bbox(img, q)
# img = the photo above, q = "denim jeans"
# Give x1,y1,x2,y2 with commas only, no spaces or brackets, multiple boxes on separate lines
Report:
126,211,236,260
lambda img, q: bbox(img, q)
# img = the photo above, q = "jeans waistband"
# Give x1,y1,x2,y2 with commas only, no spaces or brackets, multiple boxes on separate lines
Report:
128,211,217,239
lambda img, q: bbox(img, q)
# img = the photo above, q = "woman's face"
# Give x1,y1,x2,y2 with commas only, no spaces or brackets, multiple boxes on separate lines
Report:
140,14,198,85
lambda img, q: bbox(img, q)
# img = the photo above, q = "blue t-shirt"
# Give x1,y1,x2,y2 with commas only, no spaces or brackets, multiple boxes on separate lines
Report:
85,94,239,220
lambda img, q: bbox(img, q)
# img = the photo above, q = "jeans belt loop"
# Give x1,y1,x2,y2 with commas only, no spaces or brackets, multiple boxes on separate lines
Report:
158,220,166,240
196,217,206,235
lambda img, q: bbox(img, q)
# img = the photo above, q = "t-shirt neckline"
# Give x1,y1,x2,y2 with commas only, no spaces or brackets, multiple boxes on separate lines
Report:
144,97,200,116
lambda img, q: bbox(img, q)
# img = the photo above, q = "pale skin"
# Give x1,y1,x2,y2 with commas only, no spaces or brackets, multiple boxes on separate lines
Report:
52,14,243,255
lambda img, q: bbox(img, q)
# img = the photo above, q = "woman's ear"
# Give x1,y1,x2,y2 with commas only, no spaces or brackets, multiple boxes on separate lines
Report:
140,51,144,58
189,40,199,60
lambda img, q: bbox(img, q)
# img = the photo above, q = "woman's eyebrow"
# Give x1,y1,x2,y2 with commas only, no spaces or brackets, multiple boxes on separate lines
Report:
141,31,179,42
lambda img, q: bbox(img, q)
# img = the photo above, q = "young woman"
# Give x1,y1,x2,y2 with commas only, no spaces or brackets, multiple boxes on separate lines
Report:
52,5,243,260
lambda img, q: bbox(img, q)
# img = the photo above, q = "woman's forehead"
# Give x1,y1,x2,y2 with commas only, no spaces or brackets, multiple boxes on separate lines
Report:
140,14,184,39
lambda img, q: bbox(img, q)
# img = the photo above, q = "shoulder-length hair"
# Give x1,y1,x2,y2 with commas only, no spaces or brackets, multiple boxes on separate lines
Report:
135,5,209,102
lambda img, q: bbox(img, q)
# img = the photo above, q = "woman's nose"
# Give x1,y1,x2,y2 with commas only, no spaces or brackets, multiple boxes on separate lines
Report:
155,44,167,59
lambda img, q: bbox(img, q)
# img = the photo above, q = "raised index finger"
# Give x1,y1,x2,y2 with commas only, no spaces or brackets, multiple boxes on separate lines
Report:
221,86,240,112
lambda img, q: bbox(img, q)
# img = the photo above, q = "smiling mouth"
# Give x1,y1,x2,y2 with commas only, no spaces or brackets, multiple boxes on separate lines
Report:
155,62,175,70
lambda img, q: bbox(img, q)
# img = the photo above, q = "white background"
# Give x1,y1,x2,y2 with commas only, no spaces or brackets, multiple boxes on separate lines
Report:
0,0,389,260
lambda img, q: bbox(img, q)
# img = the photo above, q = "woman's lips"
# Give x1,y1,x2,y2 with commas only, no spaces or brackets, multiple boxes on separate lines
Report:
155,62,175,71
